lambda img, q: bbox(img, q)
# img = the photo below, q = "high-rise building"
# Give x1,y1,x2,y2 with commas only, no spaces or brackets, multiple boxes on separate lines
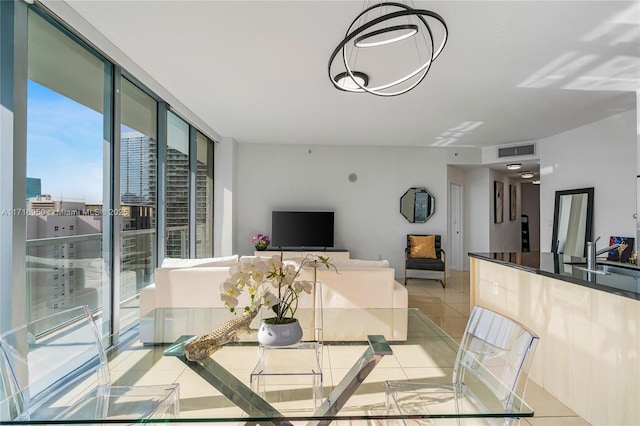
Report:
120,203,155,288
119,132,158,293
166,145,189,258
26,177,41,200
195,158,210,258
121,132,156,203
26,196,103,319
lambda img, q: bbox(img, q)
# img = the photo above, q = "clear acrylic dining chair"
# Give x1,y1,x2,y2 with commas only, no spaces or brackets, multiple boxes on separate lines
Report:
0,305,179,422
386,305,539,425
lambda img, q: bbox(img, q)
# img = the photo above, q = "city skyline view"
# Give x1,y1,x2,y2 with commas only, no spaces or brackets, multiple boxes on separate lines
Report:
27,80,140,204
14,9,213,340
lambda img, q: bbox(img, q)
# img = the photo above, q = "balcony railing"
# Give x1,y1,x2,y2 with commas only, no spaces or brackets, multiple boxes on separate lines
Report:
26,233,104,323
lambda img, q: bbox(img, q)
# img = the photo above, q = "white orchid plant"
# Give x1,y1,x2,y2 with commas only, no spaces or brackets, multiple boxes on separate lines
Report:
221,254,334,324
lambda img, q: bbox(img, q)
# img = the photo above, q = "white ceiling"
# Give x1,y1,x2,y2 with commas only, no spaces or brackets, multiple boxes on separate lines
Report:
59,0,639,150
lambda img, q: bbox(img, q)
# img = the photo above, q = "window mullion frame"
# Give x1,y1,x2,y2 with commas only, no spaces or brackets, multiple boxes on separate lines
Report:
189,126,197,258
107,64,121,345
157,102,168,265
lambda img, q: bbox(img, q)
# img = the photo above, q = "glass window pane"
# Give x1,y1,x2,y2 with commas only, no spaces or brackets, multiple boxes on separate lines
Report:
166,112,190,258
26,11,110,328
196,132,213,258
119,78,157,331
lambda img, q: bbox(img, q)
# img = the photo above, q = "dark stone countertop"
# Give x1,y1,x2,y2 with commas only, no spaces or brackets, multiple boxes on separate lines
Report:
469,251,640,301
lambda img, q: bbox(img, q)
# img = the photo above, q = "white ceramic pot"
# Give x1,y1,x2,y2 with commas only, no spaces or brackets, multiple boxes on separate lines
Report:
257,318,303,346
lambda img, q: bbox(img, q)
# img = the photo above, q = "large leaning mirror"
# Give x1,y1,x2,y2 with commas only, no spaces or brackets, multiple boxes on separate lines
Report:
551,187,594,257
400,187,435,223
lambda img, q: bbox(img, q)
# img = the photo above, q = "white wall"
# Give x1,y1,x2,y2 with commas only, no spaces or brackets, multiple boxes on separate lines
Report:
220,109,637,273
233,143,480,276
447,166,465,189
539,110,637,252
463,167,490,269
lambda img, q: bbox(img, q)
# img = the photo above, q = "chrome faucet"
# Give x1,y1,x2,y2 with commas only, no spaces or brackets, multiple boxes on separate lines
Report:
586,236,621,270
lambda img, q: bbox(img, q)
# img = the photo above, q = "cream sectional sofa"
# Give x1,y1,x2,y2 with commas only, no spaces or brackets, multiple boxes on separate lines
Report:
139,255,408,343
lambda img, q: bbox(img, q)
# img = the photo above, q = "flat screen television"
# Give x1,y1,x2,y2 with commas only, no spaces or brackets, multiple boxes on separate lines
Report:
271,211,334,249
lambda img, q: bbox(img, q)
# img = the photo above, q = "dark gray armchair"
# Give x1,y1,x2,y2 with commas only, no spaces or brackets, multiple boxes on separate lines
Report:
404,234,446,288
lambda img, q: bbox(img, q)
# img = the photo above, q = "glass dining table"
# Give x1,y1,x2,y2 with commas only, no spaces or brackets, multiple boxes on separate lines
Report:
129,307,535,424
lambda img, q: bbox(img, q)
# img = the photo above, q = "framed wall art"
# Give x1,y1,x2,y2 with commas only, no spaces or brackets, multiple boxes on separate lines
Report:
509,184,517,221
494,181,504,223
606,236,634,263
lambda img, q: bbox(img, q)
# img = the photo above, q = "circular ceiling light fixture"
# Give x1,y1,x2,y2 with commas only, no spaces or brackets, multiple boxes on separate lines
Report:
506,163,522,170
532,179,541,185
354,24,419,48
328,2,448,97
333,71,370,92
521,172,535,179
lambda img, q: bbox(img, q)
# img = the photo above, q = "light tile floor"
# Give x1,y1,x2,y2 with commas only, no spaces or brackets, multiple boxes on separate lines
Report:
406,271,591,426
106,271,592,425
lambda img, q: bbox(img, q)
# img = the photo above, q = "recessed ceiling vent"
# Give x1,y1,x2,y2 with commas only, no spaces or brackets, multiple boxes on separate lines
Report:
498,144,535,158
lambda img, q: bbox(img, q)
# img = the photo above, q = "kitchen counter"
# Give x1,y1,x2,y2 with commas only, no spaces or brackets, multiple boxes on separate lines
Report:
469,251,640,300
469,252,640,426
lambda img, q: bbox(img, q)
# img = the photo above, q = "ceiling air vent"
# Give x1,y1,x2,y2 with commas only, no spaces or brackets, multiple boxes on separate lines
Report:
498,144,535,158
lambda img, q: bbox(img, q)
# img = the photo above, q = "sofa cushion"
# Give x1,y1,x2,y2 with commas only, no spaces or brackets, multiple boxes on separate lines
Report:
316,268,395,308
139,284,156,317
409,235,437,259
154,266,250,308
329,258,390,268
161,255,238,268
240,255,280,261
406,257,444,271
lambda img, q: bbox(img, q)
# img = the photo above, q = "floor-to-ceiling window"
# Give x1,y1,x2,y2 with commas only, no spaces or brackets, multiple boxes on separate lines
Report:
119,77,158,330
25,10,112,330
196,131,213,258
166,112,190,258
4,2,215,340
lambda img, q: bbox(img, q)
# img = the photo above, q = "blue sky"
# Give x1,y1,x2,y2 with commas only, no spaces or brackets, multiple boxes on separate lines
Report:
27,80,105,203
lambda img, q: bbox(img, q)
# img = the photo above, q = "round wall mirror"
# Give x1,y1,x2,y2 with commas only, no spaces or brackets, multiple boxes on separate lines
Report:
400,187,435,223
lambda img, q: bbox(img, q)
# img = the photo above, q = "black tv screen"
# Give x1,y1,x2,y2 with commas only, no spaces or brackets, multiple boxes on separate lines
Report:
271,211,334,248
